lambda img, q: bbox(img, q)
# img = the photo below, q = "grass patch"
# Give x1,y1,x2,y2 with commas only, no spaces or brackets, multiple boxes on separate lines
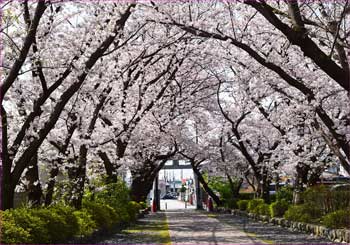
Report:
245,232,274,244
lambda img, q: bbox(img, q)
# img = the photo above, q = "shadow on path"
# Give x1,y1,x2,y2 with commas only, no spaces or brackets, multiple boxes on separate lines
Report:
166,210,257,244
215,213,339,244
95,212,171,244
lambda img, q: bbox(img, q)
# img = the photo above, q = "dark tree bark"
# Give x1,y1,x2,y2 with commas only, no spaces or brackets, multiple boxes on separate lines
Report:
191,162,223,206
24,151,43,206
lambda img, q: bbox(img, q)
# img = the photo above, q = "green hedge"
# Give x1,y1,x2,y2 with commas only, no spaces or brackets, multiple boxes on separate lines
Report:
1,200,145,243
284,204,323,223
256,203,270,216
237,200,249,211
247,198,265,213
322,209,350,229
270,200,289,217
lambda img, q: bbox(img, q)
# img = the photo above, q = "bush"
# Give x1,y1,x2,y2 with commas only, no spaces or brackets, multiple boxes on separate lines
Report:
33,207,78,243
127,201,142,221
284,204,322,223
73,209,97,237
247,198,265,213
0,210,32,244
270,200,289,217
139,201,147,209
237,200,249,211
322,209,350,229
302,185,350,214
9,207,50,243
257,203,270,216
239,193,255,200
94,182,130,208
276,186,293,203
83,200,118,230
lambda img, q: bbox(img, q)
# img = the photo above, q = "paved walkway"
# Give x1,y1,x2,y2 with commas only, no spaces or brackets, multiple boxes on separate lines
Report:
95,201,337,244
212,212,337,244
97,212,171,244
166,210,257,244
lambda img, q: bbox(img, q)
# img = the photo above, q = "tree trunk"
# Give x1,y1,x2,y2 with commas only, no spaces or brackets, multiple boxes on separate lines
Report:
227,174,243,198
192,165,222,206
44,162,59,206
72,145,88,209
1,106,14,210
25,152,43,206
130,175,155,202
259,169,271,203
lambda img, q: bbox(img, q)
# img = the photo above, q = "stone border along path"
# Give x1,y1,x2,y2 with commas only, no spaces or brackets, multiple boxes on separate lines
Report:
211,212,339,245
95,209,339,244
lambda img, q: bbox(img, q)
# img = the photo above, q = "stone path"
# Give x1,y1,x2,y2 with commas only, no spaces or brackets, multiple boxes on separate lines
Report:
213,212,337,244
166,210,257,244
97,212,171,244
95,203,337,244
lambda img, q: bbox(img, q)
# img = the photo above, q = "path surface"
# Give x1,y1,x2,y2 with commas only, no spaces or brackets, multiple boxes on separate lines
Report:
166,209,257,244
97,212,170,244
209,212,337,244
96,200,336,244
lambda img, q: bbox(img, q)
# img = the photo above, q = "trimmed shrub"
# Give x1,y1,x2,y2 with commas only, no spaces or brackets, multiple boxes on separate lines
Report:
270,200,289,217
9,207,50,243
284,204,322,223
83,200,118,230
127,201,142,221
247,199,265,213
276,186,293,203
302,185,350,214
237,200,249,211
73,209,97,237
257,203,270,216
33,207,77,243
94,181,130,210
322,209,350,229
0,210,32,244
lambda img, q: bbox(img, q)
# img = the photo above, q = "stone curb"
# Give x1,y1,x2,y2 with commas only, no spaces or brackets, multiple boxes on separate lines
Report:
219,208,350,243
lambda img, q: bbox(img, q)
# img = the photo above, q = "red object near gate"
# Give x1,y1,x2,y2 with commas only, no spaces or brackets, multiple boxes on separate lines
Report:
207,197,213,212
152,199,157,212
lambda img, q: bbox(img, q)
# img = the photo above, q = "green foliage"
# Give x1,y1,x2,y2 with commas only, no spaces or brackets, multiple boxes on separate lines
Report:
276,186,293,203
322,209,350,229
127,201,142,221
0,210,32,244
208,176,241,208
139,201,147,209
9,207,50,243
270,200,289,217
239,193,255,200
82,200,118,230
180,184,186,193
257,203,271,216
237,200,249,211
33,205,79,243
247,198,265,213
1,181,143,244
302,185,350,214
73,209,97,237
94,181,130,210
284,204,322,223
